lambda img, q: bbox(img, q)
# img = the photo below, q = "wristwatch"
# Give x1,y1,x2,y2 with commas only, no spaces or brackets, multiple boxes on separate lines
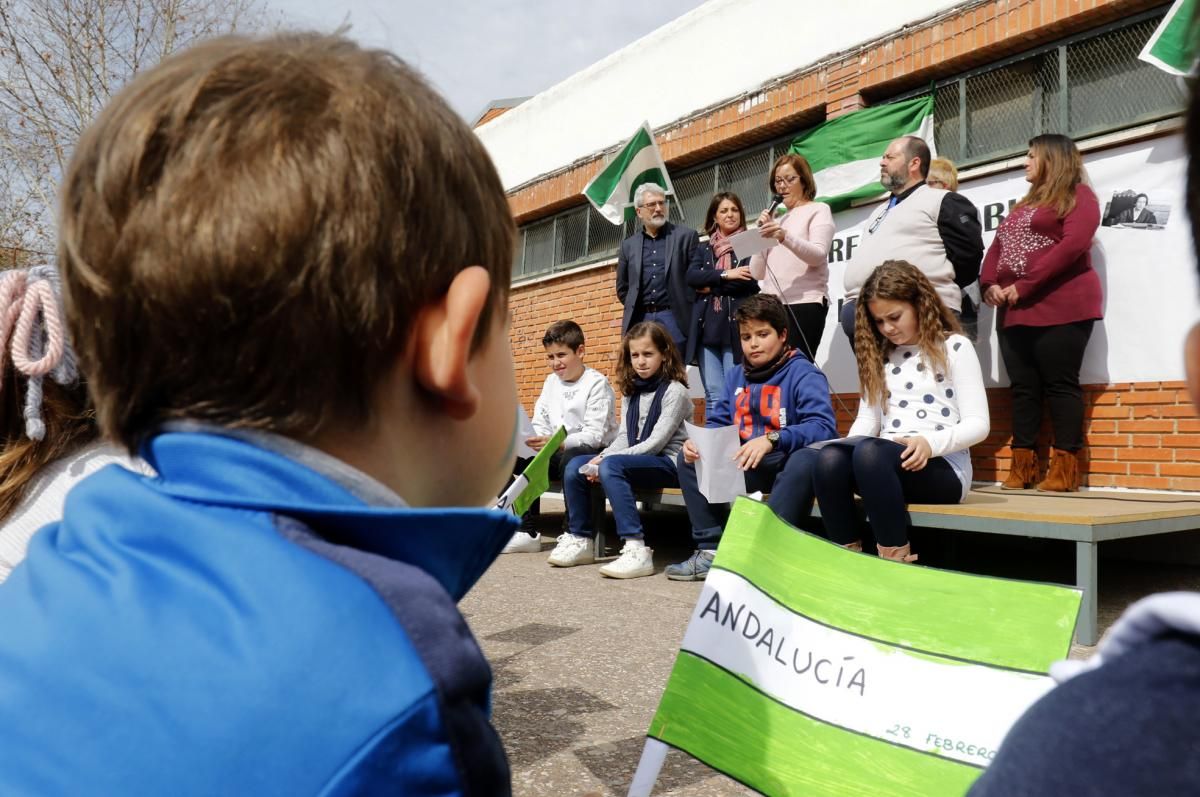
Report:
767,431,780,448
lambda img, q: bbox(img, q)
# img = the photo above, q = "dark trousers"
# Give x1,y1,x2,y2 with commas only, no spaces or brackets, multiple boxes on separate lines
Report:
677,447,819,549
635,307,686,352
562,453,678,540
783,300,827,362
813,438,961,548
512,444,600,531
998,321,1094,452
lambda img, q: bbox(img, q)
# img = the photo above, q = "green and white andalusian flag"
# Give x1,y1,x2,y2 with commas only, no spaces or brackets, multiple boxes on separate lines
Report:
495,426,566,517
789,94,935,213
1139,0,1198,76
583,121,675,225
631,499,1081,797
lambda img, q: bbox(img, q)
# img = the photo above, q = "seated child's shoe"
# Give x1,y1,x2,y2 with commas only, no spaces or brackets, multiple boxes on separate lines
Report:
598,540,654,579
547,533,594,567
876,542,918,563
664,549,715,581
501,531,542,554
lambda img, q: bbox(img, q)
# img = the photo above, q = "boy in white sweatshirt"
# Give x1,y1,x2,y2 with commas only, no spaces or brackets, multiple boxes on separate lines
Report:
503,320,618,552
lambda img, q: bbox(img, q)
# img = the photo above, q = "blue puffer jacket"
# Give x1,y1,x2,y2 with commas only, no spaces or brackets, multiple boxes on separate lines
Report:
706,350,838,452
0,430,515,796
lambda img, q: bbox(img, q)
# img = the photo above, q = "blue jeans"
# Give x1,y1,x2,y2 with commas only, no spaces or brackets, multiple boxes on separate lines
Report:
676,447,819,549
562,453,678,540
699,345,736,418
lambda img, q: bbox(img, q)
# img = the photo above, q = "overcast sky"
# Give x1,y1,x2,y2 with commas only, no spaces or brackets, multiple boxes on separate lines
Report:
270,0,710,122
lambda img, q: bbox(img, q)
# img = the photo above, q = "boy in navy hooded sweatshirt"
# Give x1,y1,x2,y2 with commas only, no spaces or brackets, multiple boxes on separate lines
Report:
669,294,837,580
0,34,518,795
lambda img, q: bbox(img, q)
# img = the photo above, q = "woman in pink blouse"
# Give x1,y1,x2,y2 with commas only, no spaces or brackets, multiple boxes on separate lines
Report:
981,134,1101,492
750,153,835,362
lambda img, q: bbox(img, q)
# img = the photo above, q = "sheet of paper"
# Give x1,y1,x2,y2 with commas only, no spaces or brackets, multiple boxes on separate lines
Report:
685,422,746,504
730,227,780,261
515,405,537,458
685,365,706,400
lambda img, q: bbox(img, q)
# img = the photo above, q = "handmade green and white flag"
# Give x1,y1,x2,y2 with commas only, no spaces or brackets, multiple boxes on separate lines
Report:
583,122,676,225
633,498,1081,797
789,94,935,213
496,425,566,517
1139,0,1198,76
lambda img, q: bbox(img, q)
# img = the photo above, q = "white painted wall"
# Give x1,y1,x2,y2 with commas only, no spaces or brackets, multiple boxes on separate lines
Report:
476,0,962,191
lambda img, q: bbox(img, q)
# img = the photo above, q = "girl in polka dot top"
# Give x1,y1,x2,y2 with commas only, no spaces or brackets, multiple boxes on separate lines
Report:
812,260,989,562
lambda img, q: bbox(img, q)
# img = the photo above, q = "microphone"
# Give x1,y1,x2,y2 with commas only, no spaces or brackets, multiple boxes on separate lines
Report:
764,193,784,218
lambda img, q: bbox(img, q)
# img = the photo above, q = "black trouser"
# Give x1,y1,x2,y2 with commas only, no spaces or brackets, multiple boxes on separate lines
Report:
782,299,827,362
677,448,819,549
813,438,961,548
511,444,600,531
998,321,1093,452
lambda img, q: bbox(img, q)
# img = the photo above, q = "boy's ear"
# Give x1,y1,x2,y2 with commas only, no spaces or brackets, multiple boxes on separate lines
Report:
411,266,493,421
1186,322,1200,412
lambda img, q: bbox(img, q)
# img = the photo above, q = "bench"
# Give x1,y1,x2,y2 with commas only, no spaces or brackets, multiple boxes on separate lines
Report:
617,485,1200,646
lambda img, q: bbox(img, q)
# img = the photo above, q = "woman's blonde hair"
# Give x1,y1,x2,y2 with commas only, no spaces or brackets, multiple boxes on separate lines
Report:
927,157,959,191
1017,134,1084,217
854,261,961,409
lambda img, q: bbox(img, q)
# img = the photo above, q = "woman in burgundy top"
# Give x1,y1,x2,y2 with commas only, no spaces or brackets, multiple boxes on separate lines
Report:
981,134,1101,492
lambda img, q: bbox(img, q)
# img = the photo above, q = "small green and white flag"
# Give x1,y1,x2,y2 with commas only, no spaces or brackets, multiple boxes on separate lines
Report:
1139,0,1198,76
630,498,1081,797
789,94,935,213
583,121,675,225
495,425,566,517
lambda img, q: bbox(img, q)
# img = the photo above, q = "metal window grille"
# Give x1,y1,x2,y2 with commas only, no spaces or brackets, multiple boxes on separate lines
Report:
718,146,773,224
933,11,1183,167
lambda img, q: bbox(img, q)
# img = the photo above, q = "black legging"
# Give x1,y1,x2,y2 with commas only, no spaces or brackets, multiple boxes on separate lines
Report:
813,437,962,547
782,299,827,362
998,321,1093,452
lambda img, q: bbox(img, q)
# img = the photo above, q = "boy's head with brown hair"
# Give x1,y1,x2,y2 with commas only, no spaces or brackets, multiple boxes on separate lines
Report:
58,33,519,506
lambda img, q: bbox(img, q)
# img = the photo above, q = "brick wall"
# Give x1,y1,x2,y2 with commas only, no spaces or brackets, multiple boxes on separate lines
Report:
827,382,1200,490
510,265,624,413
511,268,1200,491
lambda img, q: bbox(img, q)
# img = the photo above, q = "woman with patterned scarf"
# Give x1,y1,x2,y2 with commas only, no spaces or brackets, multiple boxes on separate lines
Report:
686,191,759,417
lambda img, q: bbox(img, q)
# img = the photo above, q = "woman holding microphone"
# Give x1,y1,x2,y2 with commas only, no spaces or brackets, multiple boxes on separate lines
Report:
750,153,835,362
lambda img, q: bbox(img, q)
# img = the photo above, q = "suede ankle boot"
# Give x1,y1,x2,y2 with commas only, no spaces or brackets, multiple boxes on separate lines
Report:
1037,448,1082,492
1001,448,1039,490
840,540,863,552
876,543,918,563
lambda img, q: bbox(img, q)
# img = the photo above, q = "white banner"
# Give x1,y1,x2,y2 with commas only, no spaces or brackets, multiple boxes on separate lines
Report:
686,569,1055,768
816,135,1199,393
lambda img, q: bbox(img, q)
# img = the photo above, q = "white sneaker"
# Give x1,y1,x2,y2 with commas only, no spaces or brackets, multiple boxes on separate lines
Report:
599,541,655,579
501,531,541,554
547,533,594,567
